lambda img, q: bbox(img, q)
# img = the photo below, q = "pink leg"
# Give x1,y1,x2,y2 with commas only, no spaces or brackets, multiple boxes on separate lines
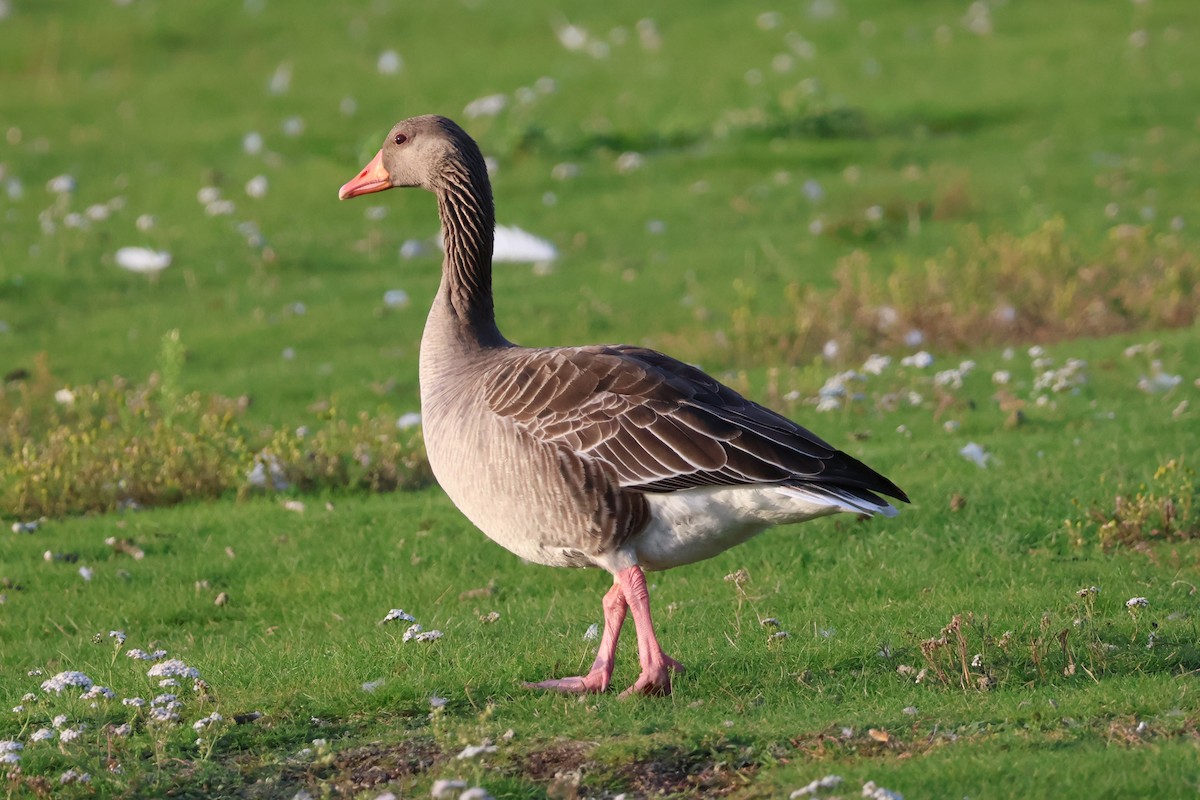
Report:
524,581,627,694
615,565,685,698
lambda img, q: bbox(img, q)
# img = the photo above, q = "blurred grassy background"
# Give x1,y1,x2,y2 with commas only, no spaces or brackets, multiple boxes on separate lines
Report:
2,1,1199,797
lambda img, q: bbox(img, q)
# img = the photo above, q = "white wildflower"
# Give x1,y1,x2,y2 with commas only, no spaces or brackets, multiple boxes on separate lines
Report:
1077,586,1100,597
769,631,790,640
115,246,172,274
206,199,236,216
192,712,223,731
383,289,410,309
991,370,1011,385
615,151,644,174
0,741,22,754
430,695,448,708
149,706,180,724
46,174,76,194
463,93,507,119
52,714,69,728
126,649,153,660
402,624,423,642
30,728,54,742
159,678,179,688
41,671,93,694
122,697,146,707
1138,361,1182,394
862,780,903,800
900,350,933,368
361,679,385,693
112,723,132,737
791,775,843,797
934,369,964,390
243,131,264,154
59,768,90,784
152,693,178,706
432,780,468,799
382,608,416,624
415,630,444,642
1126,597,1149,609
555,22,588,51
459,789,494,800
59,727,84,743
245,174,269,198
148,659,200,680
456,740,497,760
377,49,403,75
959,442,991,468
81,685,114,701
109,630,127,644
861,354,891,375
0,752,20,765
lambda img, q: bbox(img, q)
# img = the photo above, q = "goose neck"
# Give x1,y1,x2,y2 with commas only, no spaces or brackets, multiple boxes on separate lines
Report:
434,161,503,344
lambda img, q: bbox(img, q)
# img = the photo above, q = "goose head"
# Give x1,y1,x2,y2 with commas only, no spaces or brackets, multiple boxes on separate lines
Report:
338,115,483,199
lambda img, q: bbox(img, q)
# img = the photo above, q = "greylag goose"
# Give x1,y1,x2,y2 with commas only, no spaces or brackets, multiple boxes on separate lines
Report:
339,116,908,696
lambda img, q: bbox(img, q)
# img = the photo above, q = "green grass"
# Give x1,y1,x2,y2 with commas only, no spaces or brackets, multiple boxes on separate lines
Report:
2,0,1200,797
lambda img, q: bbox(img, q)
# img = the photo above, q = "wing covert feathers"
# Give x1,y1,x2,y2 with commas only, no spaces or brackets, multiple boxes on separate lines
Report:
485,345,908,506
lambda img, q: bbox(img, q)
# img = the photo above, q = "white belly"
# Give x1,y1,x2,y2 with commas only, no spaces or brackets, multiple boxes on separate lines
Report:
628,485,855,571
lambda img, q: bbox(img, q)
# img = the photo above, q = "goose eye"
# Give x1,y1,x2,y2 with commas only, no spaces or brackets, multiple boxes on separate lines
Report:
394,133,408,145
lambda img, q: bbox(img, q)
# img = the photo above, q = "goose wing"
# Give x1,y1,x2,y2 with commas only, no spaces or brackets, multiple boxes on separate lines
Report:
484,345,909,504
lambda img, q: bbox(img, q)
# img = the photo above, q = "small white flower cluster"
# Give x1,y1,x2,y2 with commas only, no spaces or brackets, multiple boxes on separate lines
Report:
862,780,904,800
790,774,842,797
387,608,444,643
1077,586,1100,597
1126,597,1149,609
147,659,201,680
59,725,86,744
456,739,498,760
40,670,94,694
192,712,224,732
959,442,992,468
402,624,444,643
122,697,146,707
1033,357,1087,394
197,185,235,217
126,648,168,661
861,354,891,376
900,350,934,369
109,630,127,644
30,728,55,742
1137,360,1183,394
149,693,182,724
0,740,22,765
815,370,865,412
81,685,115,701
933,360,976,391
59,768,90,785
432,780,495,800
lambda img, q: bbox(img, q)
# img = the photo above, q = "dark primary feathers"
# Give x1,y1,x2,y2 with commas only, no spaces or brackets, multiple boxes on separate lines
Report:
486,344,910,506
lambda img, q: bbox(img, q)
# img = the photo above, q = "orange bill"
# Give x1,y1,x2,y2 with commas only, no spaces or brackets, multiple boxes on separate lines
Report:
338,150,390,199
